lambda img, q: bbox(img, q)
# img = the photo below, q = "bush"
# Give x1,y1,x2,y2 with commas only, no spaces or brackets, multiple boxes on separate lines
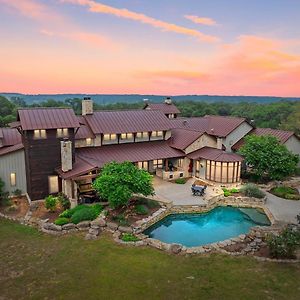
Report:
267,227,300,259
54,217,70,226
121,233,139,242
285,194,300,200
44,195,58,212
57,193,71,210
91,203,103,215
112,213,129,226
13,189,22,197
135,204,149,215
223,190,231,197
59,205,87,218
136,197,160,209
240,184,265,198
230,188,239,193
71,207,98,224
175,178,186,184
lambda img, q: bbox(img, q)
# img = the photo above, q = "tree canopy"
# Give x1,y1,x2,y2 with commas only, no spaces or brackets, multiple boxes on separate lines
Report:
239,135,299,180
92,161,154,208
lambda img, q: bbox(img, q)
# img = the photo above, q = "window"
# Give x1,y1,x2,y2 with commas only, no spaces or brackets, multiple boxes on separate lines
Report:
153,159,163,169
48,176,59,194
57,128,68,138
152,131,163,138
168,114,174,119
34,129,46,139
103,134,117,141
136,132,148,139
121,133,133,140
177,158,183,168
138,161,148,170
10,173,16,186
86,138,92,146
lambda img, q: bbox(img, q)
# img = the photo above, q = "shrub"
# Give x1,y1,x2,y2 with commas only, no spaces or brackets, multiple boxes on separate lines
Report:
270,186,299,200
59,205,87,218
230,188,239,193
121,233,139,242
71,207,98,224
44,195,58,212
54,217,70,226
285,194,300,200
135,204,149,215
145,199,160,209
13,189,22,197
223,190,231,197
112,213,129,226
91,203,103,215
267,227,300,259
240,184,265,199
57,193,71,210
175,178,186,184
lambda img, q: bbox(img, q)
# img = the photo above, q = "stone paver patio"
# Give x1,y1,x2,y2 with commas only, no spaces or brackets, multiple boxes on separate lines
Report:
152,176,221,206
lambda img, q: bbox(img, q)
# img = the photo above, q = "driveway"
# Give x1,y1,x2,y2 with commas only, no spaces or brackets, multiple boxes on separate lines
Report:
152,176,220,206
265,191,300,224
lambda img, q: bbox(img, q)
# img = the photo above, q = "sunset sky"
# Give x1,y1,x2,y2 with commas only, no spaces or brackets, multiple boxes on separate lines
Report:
1,0,300,96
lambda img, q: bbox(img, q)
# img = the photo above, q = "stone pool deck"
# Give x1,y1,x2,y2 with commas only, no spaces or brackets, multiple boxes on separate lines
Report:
152,177,222,206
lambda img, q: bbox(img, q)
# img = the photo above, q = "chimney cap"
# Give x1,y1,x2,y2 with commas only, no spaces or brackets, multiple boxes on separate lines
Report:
83,96,91,100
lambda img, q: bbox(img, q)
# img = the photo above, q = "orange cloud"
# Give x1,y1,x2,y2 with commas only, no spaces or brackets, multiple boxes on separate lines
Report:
1,0,117,50
61,0,220,43
184,15,217,26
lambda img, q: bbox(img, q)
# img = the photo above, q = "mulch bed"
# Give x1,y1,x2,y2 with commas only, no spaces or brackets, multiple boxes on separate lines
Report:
31,202,63,222
0,196,29,218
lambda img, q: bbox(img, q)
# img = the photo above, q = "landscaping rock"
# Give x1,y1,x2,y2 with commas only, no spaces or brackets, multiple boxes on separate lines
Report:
90,225,100,230
29,202,39,212
76,221,90,229
62,223,76,230
42,223,62,231
85,233,98,240
118,226,133,233
168,243,183,254
91,218,106,227
88,228,99,236
107,222,118,231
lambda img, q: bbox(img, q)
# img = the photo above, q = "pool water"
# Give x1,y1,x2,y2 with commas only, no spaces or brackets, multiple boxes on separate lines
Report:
143,206,271,247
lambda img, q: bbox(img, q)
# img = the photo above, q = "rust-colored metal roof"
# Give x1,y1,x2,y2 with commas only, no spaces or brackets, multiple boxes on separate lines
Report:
75,116,95,140
0,128,22,146
168,128,205,150
187,147,243,162
232,128,296,150
171,115,248,137
84,110,171,134
56,156,98,180
0,143,24,156
17,108,80,130
144,103,181,114
78,141,184,167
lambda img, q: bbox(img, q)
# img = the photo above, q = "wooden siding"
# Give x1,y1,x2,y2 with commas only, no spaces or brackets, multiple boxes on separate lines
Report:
23,128,75,200
0,149,27,195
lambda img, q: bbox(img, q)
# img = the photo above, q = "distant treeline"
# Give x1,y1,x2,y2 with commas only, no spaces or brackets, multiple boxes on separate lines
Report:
0,96,299,135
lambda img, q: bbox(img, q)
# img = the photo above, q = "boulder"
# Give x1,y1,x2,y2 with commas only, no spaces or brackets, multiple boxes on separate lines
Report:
76,221,90,229
29,201,39,212
107,222,118,231
62,223,76,230
85,233,98,240
91,218,106,227
168,243,182,254
42,223,62,231
88,228,99,236
118,226,133,233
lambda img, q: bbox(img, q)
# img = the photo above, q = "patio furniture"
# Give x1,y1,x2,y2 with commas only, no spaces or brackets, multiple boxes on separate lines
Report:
191,184,207,196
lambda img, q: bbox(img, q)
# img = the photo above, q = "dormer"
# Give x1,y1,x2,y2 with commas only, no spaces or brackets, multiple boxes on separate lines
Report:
143,97,181,118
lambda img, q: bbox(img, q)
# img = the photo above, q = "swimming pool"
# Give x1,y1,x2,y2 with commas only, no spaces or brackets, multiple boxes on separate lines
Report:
143,206,271,247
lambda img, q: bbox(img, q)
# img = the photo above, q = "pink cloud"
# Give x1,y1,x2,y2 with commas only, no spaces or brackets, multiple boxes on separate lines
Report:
1,0,117,50
61,0,220,43
184,15,217,26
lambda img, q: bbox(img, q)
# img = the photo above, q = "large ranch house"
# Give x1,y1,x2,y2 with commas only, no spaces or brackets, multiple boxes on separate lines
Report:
0,98,299,204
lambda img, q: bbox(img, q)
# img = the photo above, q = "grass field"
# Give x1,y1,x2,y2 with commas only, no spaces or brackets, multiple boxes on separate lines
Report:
0,218,299,300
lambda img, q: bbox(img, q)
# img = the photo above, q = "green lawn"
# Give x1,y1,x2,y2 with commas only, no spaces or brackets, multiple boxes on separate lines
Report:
0,219,299,300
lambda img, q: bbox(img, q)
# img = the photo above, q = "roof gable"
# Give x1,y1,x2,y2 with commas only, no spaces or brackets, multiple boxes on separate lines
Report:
84,110,171,134
0,128,22,147
17,108,80,130
75,116,95,140
145,103,181,114
168,128,205,150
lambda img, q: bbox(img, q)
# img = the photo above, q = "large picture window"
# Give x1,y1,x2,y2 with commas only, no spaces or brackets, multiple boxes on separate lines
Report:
153,159,163,169
205,160,241,183
48,176,59,194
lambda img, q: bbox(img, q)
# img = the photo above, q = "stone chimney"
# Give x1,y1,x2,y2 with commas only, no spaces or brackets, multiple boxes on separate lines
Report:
61,140,72,172
164,97,172,105
82,97,93,115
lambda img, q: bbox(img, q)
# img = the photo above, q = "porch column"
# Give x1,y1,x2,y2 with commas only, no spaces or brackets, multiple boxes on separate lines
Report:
165,159,169,171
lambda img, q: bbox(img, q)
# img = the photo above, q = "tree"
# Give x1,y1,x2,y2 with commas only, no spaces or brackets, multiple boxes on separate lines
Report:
92,161,154,208
239,135,299,180
280,102,300,135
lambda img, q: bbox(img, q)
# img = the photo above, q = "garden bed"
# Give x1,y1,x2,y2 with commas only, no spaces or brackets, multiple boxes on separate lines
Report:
269,186,300,200
0,196,28,218
31,202,63,222
106,197,161,226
